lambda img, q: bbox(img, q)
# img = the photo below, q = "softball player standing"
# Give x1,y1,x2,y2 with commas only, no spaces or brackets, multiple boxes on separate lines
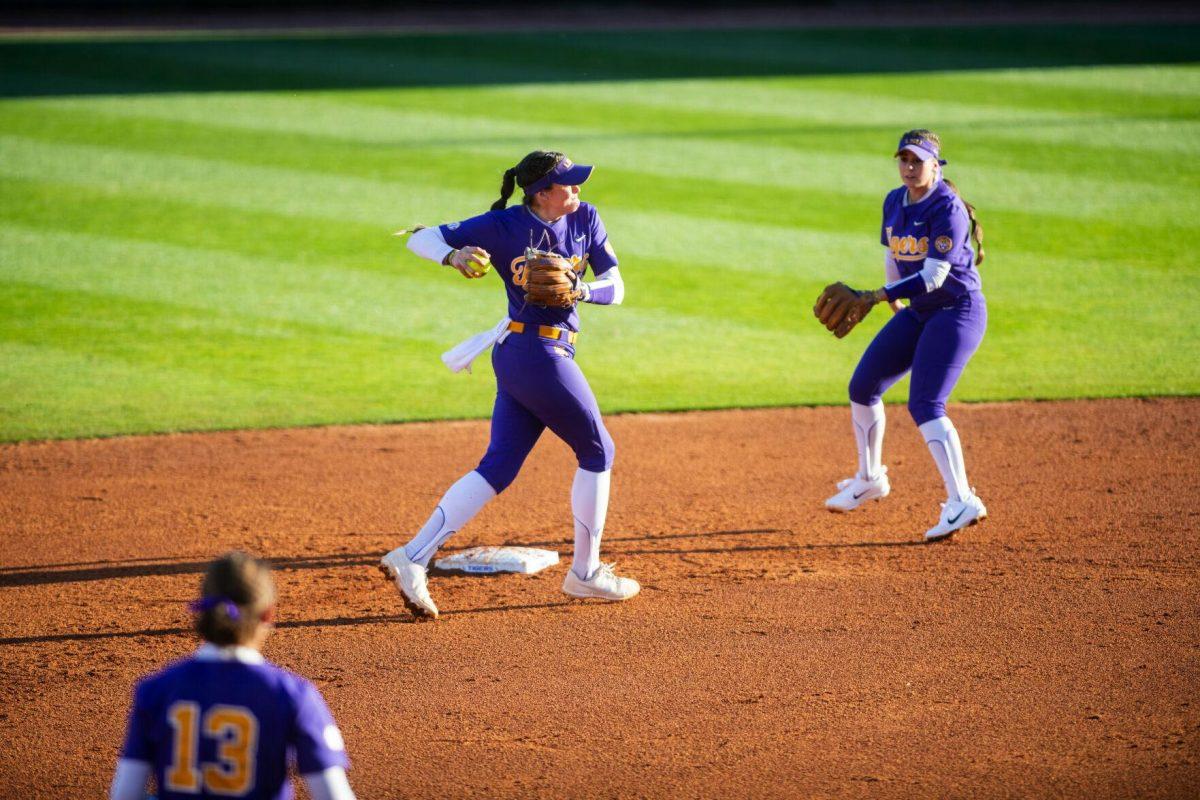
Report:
380,150,638,619
110,552,355,800
820,130,988,541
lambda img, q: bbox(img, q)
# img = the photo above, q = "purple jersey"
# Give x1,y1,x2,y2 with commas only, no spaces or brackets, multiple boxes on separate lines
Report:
119,647,348,799
439,201,618,332
880,179,981,313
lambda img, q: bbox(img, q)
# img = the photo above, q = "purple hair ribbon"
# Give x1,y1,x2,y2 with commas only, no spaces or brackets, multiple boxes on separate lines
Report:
188,596,241,620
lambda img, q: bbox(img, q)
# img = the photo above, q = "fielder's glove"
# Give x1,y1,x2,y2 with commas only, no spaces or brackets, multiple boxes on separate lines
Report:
523,249,584,308
814,282,880,338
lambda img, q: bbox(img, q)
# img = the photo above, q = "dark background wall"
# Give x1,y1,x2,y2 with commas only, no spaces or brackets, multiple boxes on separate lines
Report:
0,0,1127,17
3,0,1192,33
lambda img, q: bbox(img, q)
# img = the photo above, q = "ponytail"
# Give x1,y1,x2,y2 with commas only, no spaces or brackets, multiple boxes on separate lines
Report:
943,177,985,266
490,151,564,212
491,167,517,212
193,551,275,646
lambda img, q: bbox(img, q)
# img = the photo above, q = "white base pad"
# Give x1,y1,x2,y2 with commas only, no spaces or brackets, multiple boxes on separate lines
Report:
433,546,560,575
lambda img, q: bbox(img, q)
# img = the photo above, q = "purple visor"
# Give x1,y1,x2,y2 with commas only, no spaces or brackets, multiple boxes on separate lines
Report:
895,134,947,166
522,158,594,196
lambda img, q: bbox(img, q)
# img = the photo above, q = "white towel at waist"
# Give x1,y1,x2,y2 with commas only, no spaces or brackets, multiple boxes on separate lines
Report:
441,317,511,374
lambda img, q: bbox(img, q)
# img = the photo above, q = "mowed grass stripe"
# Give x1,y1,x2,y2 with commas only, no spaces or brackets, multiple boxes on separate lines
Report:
467,72,1197,127
967,65,1200,95
14,75,1200,181
0,222,860,350
0,340,293,441
0,223,504,342
24,78,1197,165
2,131,1193,281
967,118,1200,157
0,170,872,283
4,88,1195,227
1,111,1194,244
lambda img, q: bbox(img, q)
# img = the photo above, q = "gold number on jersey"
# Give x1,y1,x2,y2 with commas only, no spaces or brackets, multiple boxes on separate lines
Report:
166,702,201,792
165,701,258,796
204,705,258,795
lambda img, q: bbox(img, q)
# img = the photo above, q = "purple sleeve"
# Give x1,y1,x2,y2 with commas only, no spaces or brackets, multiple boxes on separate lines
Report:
438,213,499,253
928,197,971,260
118,683,153,762
291,680,350,775
883,272,925,301
586,209,618,276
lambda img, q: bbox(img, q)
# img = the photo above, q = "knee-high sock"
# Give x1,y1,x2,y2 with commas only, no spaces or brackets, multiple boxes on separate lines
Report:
851,401,886,481
403,470,496,567
919,416,970,503
571,468,610,580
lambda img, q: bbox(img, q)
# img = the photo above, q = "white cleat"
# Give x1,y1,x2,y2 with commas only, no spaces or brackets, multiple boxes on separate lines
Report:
825,467,890,512
562,562,640,602
924,490,988,542
379,547,439,619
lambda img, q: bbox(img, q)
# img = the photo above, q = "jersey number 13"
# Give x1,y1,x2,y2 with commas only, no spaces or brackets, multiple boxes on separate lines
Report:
166,701,258,796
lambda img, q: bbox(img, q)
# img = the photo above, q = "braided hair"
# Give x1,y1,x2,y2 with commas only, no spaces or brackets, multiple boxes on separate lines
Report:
904,129,985,266
491,150,566,211
193,551,276,646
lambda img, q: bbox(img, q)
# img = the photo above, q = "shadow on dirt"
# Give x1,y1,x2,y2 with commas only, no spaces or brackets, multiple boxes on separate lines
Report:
0,551,371,587
0,527,925,589
0,601,579,644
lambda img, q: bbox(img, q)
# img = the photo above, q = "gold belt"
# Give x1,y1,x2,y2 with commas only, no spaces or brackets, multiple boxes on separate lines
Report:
507,322,578,345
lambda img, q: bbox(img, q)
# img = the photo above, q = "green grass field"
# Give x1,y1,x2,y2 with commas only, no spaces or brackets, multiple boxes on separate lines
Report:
1,24,1198,441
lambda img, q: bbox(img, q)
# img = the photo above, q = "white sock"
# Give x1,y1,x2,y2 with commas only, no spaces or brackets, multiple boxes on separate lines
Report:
919,416,970,503
403,470,496,567
571,468,610,580
850,401,886,481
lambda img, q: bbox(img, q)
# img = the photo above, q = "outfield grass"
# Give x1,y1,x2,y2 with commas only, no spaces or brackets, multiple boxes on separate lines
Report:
1,25,1198,440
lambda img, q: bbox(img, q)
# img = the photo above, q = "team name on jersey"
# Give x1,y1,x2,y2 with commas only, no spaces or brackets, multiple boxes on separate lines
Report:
886,226,929,262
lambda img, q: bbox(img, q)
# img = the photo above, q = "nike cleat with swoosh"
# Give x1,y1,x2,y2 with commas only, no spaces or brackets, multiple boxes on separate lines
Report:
562,562,640,601
924,490,987,542
379,547,439,619
825,467,890,512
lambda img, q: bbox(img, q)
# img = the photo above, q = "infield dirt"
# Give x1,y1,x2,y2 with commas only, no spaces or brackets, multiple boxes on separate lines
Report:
1,398,1197,798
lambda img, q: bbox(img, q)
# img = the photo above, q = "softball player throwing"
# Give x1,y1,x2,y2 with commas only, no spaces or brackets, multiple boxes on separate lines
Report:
813,130,988,541
380,150,638,619
109,552,355,800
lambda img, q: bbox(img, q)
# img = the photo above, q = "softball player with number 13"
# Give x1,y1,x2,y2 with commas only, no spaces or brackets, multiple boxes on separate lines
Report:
110,553,355,800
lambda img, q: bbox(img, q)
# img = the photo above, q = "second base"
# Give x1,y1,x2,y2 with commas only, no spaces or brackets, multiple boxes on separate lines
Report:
433,546,559,575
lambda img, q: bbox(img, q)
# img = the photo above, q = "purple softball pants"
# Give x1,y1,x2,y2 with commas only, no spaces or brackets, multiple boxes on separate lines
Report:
848,292,987,426
474,332,615,494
